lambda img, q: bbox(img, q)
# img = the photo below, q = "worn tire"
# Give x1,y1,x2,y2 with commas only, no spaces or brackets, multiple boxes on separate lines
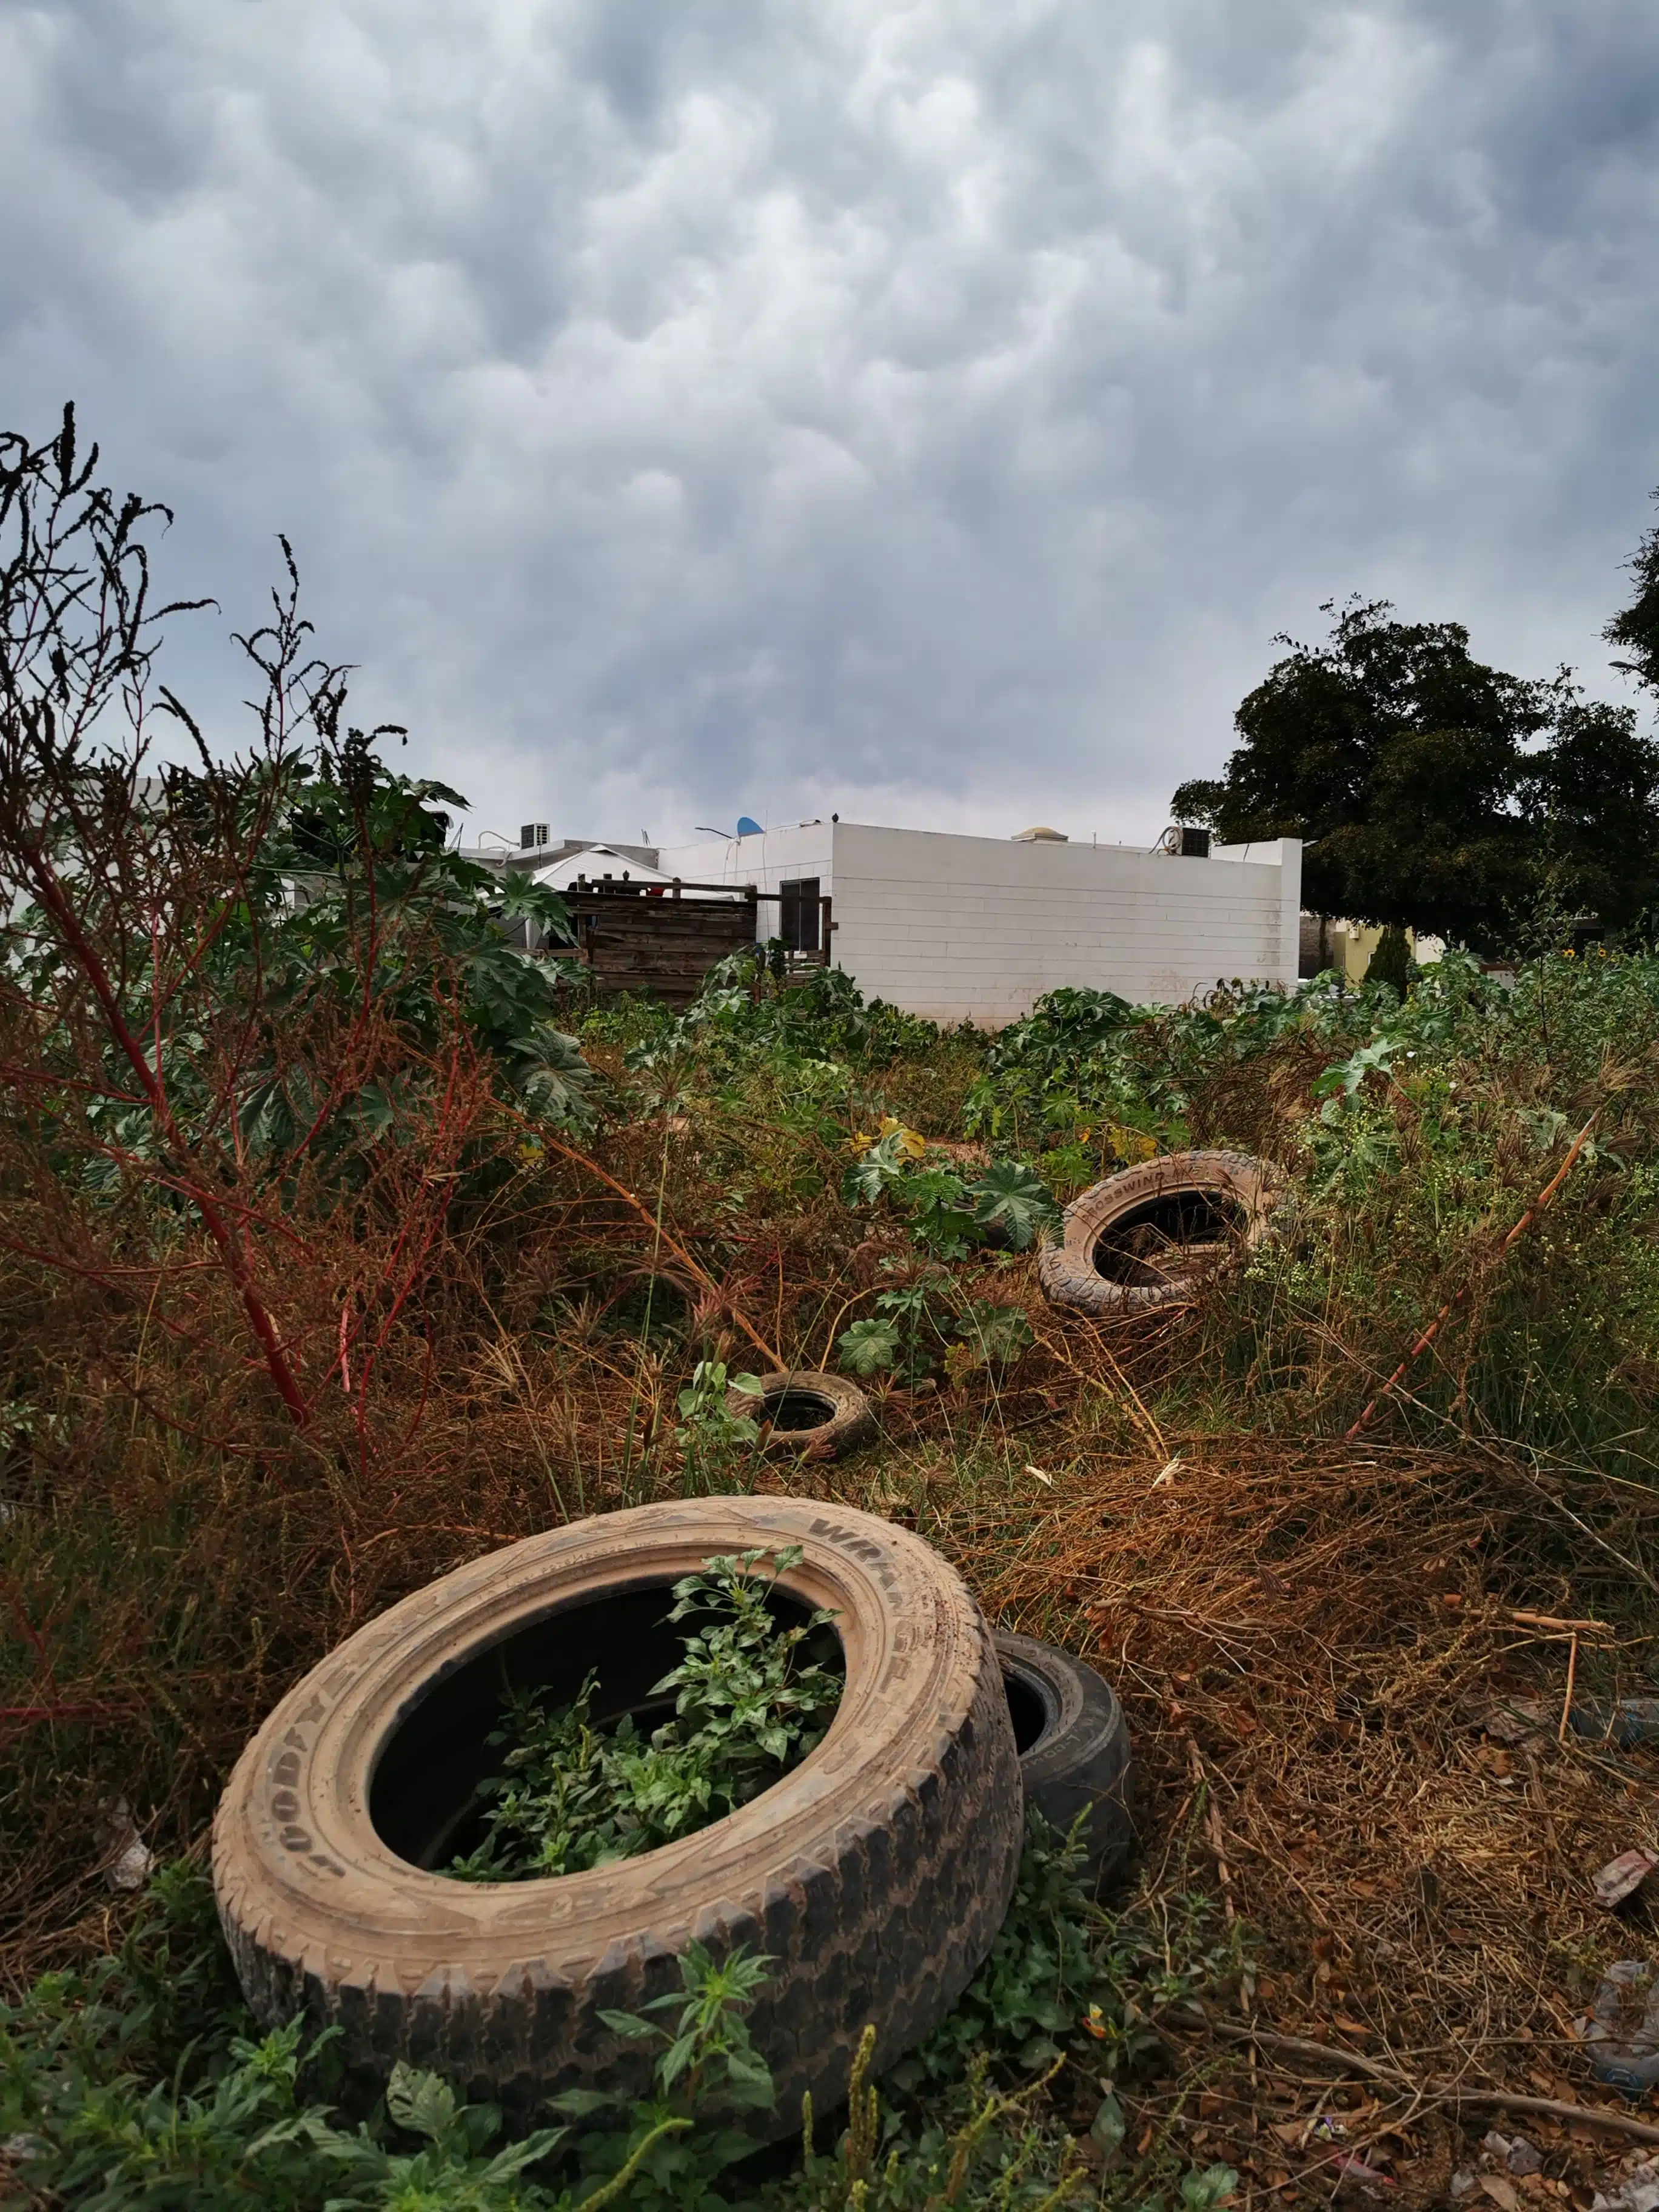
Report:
731,1370,877,1460
996,1631,1134,1891
212,1498,1020,2135
1037,1149,1282,1318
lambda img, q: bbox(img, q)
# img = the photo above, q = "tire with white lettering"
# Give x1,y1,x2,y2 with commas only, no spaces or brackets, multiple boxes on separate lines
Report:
212,1498,1021,2137
1037,1150,1282,1317
996,1631,1134,1890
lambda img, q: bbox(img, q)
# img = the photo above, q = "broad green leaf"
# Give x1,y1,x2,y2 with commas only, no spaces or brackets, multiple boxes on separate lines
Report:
837,1318,902,1376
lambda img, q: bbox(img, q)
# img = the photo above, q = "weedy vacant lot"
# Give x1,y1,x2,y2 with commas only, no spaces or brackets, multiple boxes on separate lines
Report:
7,418,1659,2211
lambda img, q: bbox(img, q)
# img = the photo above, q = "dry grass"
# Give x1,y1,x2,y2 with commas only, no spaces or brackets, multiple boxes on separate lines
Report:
805,1399,1659,2204
7,1106,1659,2204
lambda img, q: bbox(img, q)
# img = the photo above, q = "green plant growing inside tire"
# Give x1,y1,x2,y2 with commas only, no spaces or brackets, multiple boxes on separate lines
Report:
449,1548,841,1882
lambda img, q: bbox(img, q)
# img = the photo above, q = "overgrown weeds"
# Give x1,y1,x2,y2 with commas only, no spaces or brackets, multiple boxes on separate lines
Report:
9,406,1659,2207
2,1824,1243,2212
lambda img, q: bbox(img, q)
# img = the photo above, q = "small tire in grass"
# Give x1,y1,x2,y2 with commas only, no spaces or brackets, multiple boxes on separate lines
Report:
995,1629,1134,1889
1036,1148,1282,1318
212,1496,1020,2136
733,1369,877,1460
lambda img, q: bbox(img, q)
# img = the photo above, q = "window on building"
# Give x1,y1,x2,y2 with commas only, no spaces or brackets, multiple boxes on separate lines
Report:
779,877,820,953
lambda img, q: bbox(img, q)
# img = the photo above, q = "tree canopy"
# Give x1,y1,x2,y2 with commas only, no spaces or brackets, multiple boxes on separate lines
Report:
1172,598,1659,954
1606,494,1659,698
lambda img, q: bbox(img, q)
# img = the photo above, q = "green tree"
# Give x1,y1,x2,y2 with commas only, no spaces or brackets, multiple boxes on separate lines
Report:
1606,490,1659,695
1363,923,1412,994
1173,599,1659,953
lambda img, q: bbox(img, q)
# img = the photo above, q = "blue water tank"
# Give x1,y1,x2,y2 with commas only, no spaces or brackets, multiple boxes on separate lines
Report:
736,816,763,837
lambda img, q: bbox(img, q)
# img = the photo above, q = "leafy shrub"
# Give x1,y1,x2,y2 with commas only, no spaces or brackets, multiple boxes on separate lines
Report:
675,1361,765,1495
837,1272,1033,1388
843,1122,1058,1258
449,1548,841,1881
2,1826,1242,2212
1,1863,776,2211
625,959,942,1083
898,1814,1105,2086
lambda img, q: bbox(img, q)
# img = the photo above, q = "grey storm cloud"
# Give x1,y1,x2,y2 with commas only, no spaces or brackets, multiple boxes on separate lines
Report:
2,0,1657,845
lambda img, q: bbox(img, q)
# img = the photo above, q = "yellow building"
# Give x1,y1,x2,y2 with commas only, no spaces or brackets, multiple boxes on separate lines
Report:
1299,916,1443,980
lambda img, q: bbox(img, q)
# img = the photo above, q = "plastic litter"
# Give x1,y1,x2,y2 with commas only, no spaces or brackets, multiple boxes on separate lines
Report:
101,1800,153,1893
1590,2157,1659,2212
1579,1962,1659,2094
1466,1692,1659,1750
1595,1849,1659,1910
1482,2130,1542,2176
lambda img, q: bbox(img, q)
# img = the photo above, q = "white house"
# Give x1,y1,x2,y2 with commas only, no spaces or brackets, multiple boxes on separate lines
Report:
652,820,1303,1028
529,842,674,894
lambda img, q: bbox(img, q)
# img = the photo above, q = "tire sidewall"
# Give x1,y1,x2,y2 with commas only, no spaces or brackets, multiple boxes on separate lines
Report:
729,1370,877,1458
1038,1149,1281,1315
996,1630,1134,1886
213,1497,1019,2124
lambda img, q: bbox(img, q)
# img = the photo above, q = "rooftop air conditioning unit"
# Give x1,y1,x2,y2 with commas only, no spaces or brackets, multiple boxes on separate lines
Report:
520,823,550,851
1158,825,1211,858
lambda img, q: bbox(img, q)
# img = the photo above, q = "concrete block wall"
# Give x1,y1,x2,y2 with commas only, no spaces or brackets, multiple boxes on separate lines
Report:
653,820,1301,1026
830,826,1299,1025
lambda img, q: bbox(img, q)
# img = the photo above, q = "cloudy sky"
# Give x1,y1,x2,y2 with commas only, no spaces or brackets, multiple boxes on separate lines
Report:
4,1,1657,850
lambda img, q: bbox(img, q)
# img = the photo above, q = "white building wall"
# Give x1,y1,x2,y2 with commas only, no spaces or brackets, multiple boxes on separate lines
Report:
653,823,835,920
652,820,1301,1026
828,826,1300,1026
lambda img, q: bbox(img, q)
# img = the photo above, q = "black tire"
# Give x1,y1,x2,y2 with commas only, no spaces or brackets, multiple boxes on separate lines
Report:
1037,1149,1282,1318
213,1498,1021,2136
996,1631,1134,1889
731,1370,877,1460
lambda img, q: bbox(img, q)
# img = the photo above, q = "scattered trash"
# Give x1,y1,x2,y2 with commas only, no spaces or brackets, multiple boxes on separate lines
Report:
1151,1456,1182,1489
1482,2130,1542,2176
1590,2158,1659,2212
101,1800,153,1893
1594,1849,1659,1911
1024,1463,1054,1487
1464,1692,1659,1751
1579,1962,1659,2094
1333,2153,1395,2188
1449,2171,1478,2200
1580,1698,1659,1748
1464,1692,1553,1744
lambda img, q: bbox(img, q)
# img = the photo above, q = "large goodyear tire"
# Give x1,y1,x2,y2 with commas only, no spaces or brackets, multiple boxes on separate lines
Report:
1037,1149,1282,1318
729,1370,877,1460
212,1498,1021,2137
995,1632,1134,1891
